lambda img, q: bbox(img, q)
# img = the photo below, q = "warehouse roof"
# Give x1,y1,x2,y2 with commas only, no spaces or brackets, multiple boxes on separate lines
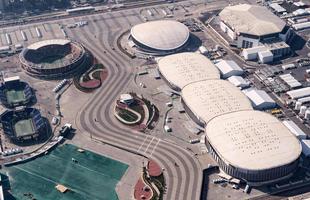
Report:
130,20,190,51
242,46,267,55
219,4,286,36
258,50,273,58
283,120,307,140
269,3,286,13
158,53,220,89
279,74,302,89
215,60,243,78
292,21,310,31
298,96,310,104
0,45,10,52
182,80,253,124
227,76,250,89
206,110,301,170
287,87,310,99
27,39,71,50
3,76,20,83
243,88,276,110
301,140,310,157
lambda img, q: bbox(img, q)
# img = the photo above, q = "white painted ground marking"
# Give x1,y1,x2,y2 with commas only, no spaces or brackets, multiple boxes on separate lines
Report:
137,135,150,152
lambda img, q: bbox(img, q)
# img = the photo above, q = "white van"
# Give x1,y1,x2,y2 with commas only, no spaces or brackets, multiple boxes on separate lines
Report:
164,125,172,132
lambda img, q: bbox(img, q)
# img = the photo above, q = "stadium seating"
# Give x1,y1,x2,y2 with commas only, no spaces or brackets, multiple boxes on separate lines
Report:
0,108,44,140
20,41,86,79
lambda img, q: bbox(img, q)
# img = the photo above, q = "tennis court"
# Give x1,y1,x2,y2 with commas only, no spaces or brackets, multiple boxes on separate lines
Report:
14,119,35,137
1,144,129,200
5,89,26,104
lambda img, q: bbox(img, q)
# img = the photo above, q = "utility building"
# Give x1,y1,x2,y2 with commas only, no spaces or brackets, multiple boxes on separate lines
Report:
301,140,310,157
227,76,250,89
243,88,277,110
283,120,307,140
215,60,243,79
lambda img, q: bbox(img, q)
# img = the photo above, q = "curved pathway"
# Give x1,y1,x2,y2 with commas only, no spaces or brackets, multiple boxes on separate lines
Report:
67,14,202,200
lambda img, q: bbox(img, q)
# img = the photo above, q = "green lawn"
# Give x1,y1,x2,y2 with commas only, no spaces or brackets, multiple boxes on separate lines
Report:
1,144,128,200
6,89,26,104
14,119,35,137
118,109,139,122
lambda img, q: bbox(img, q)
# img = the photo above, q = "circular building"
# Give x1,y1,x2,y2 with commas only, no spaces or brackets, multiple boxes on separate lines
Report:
0,108,45,141
205,110,301,186
158,53,220,91
129,20,190,56
20,39,87,79
181,80,253,126
0,77,34,108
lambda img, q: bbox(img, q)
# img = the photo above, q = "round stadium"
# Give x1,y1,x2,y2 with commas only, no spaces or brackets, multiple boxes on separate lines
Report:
0,108,45,141
205,110,301,186
19,39,88,79
0,77,34,108
129,20,190,56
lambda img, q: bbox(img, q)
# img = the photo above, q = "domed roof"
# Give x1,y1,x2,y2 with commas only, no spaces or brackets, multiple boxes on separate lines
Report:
158,52,220,89
206,110,301,170
131,20,190,51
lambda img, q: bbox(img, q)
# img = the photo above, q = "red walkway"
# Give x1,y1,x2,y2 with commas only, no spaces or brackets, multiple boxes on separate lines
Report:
134,178,152,200
148,160,162,177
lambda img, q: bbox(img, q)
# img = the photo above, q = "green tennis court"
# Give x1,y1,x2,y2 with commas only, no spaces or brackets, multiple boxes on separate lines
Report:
5,89,26,104
14,119,35,137
1,144,129,200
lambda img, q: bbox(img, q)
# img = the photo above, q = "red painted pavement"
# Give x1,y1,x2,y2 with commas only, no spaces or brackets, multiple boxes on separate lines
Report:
134,178,152,200
148,160,162,177
80,79,101,89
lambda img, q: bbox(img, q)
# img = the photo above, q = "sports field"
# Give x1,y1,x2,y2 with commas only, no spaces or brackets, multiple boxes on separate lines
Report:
13,119,35,137
1,144,129,200
5,89,26,104
41,55,65,64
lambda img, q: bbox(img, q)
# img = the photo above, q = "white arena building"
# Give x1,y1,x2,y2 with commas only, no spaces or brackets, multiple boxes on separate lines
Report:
219,4,292,62
206,110,301,185
181,80,253,126
151,37,301,186
158,53,220,90
129,20,190,56
219,4,289,48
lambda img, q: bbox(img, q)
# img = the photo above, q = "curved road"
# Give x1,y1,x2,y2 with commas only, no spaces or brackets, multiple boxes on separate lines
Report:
67,14,202,200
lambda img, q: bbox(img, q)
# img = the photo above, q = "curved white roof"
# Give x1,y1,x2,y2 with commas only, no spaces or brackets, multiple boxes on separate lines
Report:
182,80,253,124
158,53,220,89
27,39,71,50
219,4,286,36
206,110,301,170
130,20,190,51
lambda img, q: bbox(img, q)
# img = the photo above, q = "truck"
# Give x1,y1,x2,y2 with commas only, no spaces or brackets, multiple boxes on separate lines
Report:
59,123,73,137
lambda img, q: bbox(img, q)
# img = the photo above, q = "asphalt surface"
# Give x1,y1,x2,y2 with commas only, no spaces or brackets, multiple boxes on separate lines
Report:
67,11,202,200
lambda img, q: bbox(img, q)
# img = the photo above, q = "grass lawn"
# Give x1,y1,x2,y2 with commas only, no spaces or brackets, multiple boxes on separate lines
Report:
6,90,26,104
1,144,128,200
13,118,35,137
